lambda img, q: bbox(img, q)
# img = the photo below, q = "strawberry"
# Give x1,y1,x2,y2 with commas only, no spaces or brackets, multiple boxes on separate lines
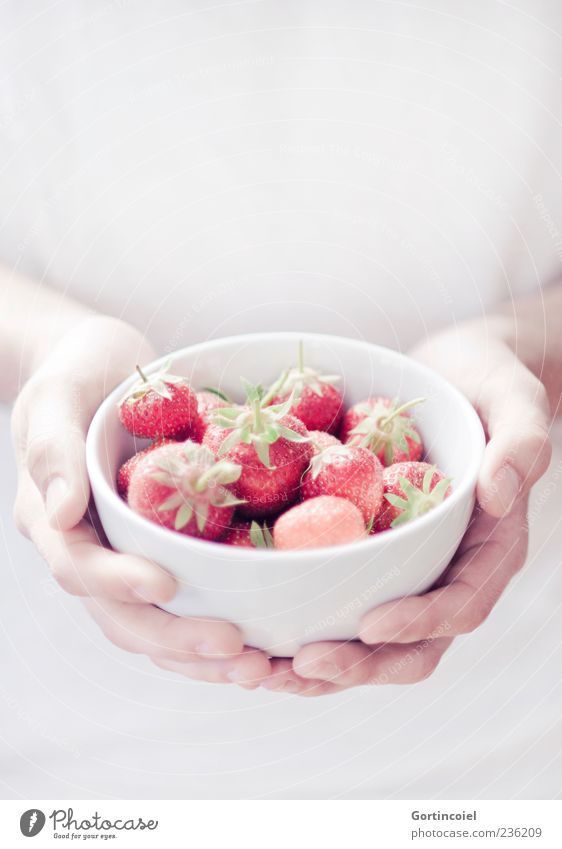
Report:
118,362,198,440
222,519,274,548
373,461,452,532
191,388,232,443
128,440,243,541
340,396,424,465
273,496,366,550
301,443,384,523
266,342,343,433
116,438,174,499
309,430,342,454
203,381,312,517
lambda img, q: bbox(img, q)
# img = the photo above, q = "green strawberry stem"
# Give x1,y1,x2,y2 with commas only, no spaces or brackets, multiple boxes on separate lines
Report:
297,340,305,373
136,364,148,383
379,396,425,430
212,378,308,468
252,396,265,434
260,369,289,406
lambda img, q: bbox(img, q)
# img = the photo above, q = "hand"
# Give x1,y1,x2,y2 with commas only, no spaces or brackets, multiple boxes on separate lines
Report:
260,323,552,695
12,315,271,687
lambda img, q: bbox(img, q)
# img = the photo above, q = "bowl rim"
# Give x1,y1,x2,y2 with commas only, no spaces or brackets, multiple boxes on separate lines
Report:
86,331,486,561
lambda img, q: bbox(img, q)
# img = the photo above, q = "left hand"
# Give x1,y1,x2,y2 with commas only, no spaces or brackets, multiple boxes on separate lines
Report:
260,323,552,695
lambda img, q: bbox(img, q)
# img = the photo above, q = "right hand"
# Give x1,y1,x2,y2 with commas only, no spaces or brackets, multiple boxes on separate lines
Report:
11,315,271,687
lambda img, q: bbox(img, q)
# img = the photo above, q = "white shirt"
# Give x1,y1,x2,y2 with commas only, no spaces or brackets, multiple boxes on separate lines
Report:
2,1,562,350
1,0,561,799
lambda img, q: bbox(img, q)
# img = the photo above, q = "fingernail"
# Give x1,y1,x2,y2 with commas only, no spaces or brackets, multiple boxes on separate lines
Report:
492,465,521,514
227,668,251,683
262,678,284,691
195,642,229,658
45,477,69,518
263,678,300,693
237,680,260,691
305,662,341,680
280,680,301,694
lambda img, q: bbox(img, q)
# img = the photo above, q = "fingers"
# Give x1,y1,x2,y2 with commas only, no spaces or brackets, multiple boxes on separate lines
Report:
360,499,528,645
12,377,93,530
85,597,246,663
152,648,272,688
11,316,156,532
475,358,551,517
16,468,176,602
45,523,177,602
293,637,453,687
260,658,346,696
88,599,272,688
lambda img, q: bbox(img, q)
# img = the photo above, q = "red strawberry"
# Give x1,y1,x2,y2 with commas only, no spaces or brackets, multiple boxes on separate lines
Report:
309,430,342,454
274,496,366,550
222,519,274,548
340,396,424,465
203,382,312,517
118,363,198,440
116,438,174,499
301,444,383,523
128,440,243,541
373,461,452,532
266,342,343,433
191,389,231,443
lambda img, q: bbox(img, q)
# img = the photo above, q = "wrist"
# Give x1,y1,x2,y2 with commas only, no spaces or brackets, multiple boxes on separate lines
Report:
27,315,156,404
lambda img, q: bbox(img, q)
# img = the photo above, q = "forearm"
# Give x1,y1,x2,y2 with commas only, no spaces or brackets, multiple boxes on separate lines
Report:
414,282,562,418
494,282,562,415
0,264,93,402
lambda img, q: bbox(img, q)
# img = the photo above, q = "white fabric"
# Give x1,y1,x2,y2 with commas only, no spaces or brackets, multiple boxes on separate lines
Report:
2,1,562,349
0,0,561,798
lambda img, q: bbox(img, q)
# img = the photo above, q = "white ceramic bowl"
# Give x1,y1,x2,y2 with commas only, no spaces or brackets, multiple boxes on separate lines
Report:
86,332,485,656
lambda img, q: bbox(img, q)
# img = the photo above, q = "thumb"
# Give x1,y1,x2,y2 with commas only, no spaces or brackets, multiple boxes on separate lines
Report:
475,358,552,517
14,376,93,531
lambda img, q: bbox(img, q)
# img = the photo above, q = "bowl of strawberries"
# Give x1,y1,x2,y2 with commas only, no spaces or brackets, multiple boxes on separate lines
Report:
86,332,485,656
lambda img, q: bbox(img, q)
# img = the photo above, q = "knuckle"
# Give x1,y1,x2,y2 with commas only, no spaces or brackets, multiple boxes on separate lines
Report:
159,621,211,658
25,433,59,483
532,379,550,414
10,397,25,441
52,571,77,595
50,553,79,595
99,621,128,650
417,651,438,682
95,615,140,653
13,499,31,538
459,602,489,633
527,427,552,476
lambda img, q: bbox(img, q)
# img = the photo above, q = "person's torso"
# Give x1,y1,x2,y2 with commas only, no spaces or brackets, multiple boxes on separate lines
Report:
2,0,562,351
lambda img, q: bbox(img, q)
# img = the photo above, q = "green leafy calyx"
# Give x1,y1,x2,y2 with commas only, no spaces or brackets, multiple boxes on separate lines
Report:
307,443,355,480
120,360,189,405
386,466,452,528
209,380,310,469
267,340,341,400
150,441,244,531
349,397,424,464
249,521,275,548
